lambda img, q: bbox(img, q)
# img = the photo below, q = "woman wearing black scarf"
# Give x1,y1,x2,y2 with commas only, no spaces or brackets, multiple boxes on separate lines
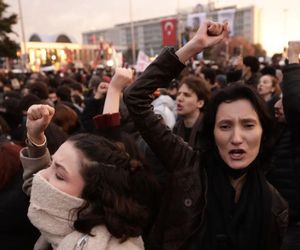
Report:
123,21,288,250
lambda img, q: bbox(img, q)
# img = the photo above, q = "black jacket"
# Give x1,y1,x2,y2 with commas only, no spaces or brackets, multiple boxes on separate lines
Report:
173,113,203,150
0,171,40,250
124,48,288,250
267,64,300,224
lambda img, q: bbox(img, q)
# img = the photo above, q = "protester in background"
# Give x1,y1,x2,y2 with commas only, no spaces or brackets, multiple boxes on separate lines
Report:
48,88,58,105
55,85,82,115
200,67,217,92
27,81,52,106
52,103,82,136
266,41,300,250
69,82,84,113
0,95,23,143
21,104,159,250
242,55,261,88
173,75,210,149
81,77,109,133
257,72,281,116
124,20,288,250
214,74,227,89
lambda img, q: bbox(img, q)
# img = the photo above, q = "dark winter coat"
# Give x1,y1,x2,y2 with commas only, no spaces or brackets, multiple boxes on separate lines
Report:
267,64,300,225
0,171,40,250
124,48,288,250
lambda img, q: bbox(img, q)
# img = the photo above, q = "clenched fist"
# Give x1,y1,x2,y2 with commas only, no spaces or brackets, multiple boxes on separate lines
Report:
26,104,55,144
110,68,133,91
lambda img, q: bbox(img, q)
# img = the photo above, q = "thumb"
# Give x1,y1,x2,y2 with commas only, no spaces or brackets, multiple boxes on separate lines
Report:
47,105,55,117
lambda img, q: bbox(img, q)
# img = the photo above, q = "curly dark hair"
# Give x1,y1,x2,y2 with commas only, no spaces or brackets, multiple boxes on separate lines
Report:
201,83,275,171
68,133,159,241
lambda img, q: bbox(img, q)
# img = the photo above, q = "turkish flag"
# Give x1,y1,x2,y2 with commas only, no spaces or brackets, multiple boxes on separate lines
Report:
161,18,177,46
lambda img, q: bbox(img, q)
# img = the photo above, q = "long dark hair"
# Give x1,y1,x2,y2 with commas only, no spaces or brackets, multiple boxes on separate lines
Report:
201,83,275,171
68,133,159,241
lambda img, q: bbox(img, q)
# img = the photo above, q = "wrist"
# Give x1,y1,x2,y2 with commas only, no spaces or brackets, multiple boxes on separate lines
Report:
108,84,123,94
176,40,204,63
27,132,46,147
108,81,124,92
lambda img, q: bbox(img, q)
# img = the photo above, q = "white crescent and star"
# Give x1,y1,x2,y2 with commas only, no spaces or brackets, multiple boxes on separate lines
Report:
164,21,174,36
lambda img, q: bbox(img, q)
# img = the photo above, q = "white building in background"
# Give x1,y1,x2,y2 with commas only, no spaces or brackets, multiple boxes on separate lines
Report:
82,5,261,57
20,33,120,71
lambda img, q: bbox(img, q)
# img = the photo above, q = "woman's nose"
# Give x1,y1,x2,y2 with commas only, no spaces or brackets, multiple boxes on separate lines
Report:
38,168,49,181
231,128,243,145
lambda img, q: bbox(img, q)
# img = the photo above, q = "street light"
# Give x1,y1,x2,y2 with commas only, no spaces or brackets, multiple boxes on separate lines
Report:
129,0,136,65
283,8,288,50
17,0,27,71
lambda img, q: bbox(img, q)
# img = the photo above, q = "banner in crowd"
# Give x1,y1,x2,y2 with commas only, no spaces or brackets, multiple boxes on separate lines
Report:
217,9,235,36
161,18,177,46
111,49,123,68
186,13,207,30
136,50,151,72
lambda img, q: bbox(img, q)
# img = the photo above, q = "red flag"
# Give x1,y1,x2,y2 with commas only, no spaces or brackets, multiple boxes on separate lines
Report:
161,18,177,46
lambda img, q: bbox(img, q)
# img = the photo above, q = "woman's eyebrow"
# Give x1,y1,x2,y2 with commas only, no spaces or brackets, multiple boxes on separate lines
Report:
54,161,69,174
240,118,258,123
216,119,232,124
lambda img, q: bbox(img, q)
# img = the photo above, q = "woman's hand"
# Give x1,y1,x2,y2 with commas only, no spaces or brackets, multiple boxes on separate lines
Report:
110,67,133,91
26,104,55,144
102,68,133,115
176,20,229,63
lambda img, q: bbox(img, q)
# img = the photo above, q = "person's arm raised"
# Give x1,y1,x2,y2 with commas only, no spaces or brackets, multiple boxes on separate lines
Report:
93,68,133,130
26,104,54,146
124,21,228,172
176,20,229,63
102,68,133,114
21,104,54,195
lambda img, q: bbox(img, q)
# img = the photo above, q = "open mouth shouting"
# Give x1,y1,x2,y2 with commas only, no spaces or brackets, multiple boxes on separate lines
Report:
229,149,246,160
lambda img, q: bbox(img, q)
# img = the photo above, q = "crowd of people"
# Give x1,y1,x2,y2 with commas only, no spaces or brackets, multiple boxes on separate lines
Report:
1,20,300,250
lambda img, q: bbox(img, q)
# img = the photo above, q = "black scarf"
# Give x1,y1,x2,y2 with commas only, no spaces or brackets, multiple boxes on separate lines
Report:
201,152,273,250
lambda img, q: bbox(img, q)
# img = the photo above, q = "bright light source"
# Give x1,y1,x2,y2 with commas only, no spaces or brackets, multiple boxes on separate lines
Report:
51,55,57,60
41,49,47,60
60,50,66,60
106,60,114,67
29,49,35,63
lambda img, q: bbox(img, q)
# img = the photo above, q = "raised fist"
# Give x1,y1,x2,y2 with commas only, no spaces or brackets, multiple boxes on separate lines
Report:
207,21,225,36
110,68,133,91
26,104,55,144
